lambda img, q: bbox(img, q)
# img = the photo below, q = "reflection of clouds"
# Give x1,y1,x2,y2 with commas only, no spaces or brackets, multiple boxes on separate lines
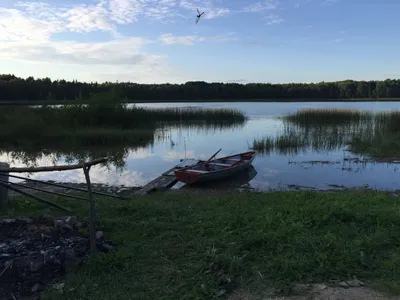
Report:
262,168,280,177
0,152,60,168
19,166,147,187
164,151,195,161
0,153,147,186
163,151,212,161
126,148,153,159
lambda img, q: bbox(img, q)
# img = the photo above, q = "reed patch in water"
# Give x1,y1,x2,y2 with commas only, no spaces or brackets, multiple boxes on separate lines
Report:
282,108,374,125
252,134,308,154
0,90,247,148
255,108,400,158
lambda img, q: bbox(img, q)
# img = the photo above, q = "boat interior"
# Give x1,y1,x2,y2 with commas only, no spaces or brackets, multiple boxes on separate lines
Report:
186,152,254,173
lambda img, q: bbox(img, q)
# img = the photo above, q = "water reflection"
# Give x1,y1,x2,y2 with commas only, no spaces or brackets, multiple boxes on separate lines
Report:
3,103,400,191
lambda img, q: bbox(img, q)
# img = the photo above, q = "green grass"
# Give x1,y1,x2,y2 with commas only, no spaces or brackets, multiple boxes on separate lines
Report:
3,190,400,299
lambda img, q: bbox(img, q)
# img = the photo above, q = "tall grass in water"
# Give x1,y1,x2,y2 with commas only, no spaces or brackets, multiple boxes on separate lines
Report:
0,90,247,148
252,133,308,155
348,110,400,159
255,108,400,157
142,107,247,123
283,108,374,125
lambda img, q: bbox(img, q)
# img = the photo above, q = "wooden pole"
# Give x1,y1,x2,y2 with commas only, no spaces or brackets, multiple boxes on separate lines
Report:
0,162,9,211
83,165,97,254
0,157,107,173
205,148,222,164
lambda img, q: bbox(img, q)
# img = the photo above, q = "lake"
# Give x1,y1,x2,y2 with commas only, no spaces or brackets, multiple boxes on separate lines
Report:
4,101,400,191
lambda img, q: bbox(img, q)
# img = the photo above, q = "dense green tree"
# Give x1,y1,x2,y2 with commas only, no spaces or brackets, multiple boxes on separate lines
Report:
0,74,400,102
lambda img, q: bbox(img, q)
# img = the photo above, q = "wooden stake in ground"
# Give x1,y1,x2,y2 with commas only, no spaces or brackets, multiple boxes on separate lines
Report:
83,164,97,254
0,162,9,211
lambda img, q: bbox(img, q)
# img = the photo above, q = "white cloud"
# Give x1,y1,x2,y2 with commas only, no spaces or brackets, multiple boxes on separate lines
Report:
109,0,144,23
179,0,230,19
324,0,338,3
203,7,230,19
0,0,282,83
62,2,114,32
159,33,196,45
0,38,157,65
159,32,238,45
243,0,277,12
265,14,284,25
0,7,62,42
293,0,312,8
241,0,283,25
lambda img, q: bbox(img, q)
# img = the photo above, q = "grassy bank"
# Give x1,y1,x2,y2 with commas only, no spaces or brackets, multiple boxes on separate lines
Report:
0,91,246,148
3,191,400,299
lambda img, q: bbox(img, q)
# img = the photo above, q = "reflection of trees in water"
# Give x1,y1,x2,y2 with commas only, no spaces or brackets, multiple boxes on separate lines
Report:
1,147,132,170
1,120,245,168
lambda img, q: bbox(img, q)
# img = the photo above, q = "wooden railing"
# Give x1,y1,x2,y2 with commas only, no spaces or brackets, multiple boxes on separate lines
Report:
0,157,115,253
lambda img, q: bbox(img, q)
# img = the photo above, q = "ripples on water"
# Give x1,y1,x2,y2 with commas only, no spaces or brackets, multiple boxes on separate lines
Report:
4,101,400,191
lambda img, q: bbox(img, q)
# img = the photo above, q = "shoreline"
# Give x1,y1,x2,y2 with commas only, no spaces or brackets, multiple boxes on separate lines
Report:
1,98,400,106
7,180,400,198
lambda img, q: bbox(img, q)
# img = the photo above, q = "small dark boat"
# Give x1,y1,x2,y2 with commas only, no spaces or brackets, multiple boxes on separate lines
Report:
174,150,256,185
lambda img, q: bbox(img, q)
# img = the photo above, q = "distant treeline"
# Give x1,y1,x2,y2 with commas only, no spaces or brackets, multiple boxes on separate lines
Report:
1,74,400,102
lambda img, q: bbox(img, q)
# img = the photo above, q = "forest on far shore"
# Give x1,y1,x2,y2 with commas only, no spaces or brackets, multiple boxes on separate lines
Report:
1,74,400,102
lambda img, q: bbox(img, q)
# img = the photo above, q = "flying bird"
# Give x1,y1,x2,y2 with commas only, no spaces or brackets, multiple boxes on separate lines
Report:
195,8,204,24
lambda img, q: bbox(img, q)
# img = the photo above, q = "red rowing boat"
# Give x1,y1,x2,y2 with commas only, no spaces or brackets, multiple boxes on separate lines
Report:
174,150,256,185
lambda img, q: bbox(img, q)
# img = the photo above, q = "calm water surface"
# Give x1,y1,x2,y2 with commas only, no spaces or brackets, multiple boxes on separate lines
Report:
5,101,400,191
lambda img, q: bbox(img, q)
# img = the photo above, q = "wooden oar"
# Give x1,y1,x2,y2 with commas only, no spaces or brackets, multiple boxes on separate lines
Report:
205,148,222,164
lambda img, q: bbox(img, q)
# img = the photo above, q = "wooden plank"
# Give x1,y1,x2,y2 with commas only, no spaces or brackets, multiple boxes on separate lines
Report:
207,162,232,167
186,170,209,173
136,176,177,195
176,158,200,168
163,159,200,176
136,159,201,195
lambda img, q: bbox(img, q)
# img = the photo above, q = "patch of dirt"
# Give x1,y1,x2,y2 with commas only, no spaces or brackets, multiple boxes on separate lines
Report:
229,283,400,300
0,215,115,300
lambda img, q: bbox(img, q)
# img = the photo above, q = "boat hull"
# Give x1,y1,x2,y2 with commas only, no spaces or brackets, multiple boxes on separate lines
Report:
174,151,256,185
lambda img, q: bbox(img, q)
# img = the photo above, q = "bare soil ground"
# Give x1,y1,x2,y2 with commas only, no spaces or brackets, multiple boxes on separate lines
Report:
230,284,400,300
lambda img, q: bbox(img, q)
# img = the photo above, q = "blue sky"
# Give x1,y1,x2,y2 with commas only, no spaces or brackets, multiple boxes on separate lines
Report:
0,0,399,84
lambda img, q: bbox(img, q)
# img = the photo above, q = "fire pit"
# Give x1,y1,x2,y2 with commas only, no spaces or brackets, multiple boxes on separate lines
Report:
0,214,115,299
